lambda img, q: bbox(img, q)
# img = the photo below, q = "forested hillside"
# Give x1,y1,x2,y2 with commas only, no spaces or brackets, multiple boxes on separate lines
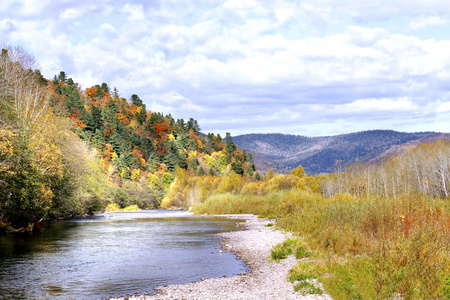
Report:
0,46,257,231
233,131,450,174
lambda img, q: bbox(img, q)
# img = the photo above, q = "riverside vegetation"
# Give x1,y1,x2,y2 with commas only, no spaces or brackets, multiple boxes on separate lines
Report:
2,45,450,299
193,140,450,299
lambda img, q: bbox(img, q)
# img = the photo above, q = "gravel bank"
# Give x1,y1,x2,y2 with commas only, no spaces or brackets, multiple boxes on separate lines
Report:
111,214,331,300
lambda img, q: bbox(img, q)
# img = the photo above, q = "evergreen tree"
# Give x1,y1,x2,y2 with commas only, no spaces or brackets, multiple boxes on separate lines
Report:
131,94,143,107
198,167,205,176
226,132,236,155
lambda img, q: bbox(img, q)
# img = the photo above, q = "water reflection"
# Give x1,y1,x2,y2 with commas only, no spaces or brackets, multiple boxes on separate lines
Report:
0,210,247,300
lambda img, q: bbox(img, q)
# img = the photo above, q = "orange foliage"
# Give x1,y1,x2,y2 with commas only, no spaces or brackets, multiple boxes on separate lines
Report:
132,149,143,161
89,95,110,108
188,130,199,141
159,163,168,173
103,144,114,160
69,109,86,128
153,123,169,137
116,112,130,124
233,149,244,158
129,104,138,115
104,126,113,137
86,87,97,99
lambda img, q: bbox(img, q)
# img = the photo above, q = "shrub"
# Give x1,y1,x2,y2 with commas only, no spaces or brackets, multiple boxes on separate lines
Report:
294,281,322,295
271,238,313,262
105,203,121,212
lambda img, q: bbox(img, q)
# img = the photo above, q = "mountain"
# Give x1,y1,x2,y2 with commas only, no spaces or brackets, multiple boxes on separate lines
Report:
232,130,450,175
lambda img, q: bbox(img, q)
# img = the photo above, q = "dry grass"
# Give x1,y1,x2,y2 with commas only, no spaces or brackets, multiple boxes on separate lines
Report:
193,188,450,299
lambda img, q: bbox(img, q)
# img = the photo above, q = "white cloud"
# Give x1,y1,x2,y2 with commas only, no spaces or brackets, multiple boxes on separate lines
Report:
59,8,84,20
410,16,448,30
121,3,145,21
437,102,450,113
99,23,118,38
337,98,417,113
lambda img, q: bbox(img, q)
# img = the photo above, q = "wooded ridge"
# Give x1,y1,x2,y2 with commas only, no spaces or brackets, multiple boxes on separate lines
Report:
233,131,450,174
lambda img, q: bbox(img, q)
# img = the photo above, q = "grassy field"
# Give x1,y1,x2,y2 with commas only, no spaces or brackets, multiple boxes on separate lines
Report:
193,189,450,299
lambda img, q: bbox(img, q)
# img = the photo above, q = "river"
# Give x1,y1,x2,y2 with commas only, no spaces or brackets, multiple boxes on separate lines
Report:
0,210,248,300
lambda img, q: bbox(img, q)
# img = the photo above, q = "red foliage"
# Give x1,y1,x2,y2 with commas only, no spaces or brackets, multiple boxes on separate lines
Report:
153,123,169,137
104,126,113,137
132,149,143,160
69,108,87,128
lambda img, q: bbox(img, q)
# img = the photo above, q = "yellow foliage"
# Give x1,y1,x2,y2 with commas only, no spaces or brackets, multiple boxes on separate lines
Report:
0,128,15,172
299,175,321,192
129,119,138,129
105,203,121,212
205,154,217,168
189,150,197,160
290,165,306,178
241,182,260,195
218,171,242,193
107,164,114,179
265,169,275,181
122,205,140,211
147,173,160,187
269,174,299,191
211,151,221,159
131,169,140,181
28,108,65,178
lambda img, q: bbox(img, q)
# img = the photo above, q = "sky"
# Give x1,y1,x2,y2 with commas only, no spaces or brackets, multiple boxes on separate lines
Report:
1,0,450,137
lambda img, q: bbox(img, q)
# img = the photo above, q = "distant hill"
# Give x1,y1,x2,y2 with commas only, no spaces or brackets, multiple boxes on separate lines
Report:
232,130,450,175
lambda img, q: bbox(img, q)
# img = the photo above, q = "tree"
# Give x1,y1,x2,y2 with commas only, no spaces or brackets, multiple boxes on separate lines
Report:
265,169,275,181
291,165,306,178
57,71,67,82
225,132,236,155
131,94,143,107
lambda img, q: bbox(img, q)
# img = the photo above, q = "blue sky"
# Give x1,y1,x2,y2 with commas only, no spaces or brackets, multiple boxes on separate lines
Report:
1,0,450,137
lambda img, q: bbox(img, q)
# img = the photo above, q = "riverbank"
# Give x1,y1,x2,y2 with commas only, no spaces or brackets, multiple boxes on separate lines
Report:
111,214,331,300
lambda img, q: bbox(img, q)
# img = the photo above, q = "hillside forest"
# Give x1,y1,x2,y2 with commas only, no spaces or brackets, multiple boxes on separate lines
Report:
0,46,258,230
2,45,450,298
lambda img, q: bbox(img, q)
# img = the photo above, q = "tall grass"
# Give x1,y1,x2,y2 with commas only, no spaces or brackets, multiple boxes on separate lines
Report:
193,189,450,299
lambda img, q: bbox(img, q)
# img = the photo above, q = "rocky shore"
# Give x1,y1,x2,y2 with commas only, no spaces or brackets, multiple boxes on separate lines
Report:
111,214,331,300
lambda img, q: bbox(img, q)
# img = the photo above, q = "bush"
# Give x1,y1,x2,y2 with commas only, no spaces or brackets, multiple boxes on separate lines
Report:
271,238,313,262
105,203,121,212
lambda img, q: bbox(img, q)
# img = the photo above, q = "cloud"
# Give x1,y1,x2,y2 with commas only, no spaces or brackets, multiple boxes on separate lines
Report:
336,98,417,113
1,0,450,136
59,8,85,20
437,102,450,113
121,3,145,21
410,16,448,31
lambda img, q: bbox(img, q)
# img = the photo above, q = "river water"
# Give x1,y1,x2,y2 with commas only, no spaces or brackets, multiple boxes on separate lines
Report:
0,210,248,300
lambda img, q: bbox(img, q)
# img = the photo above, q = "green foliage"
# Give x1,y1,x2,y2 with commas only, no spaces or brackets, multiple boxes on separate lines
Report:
294,281,322,295
271,238,312,261
288,261,324,295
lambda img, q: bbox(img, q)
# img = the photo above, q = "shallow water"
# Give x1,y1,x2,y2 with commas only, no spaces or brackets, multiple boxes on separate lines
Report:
0,210,247,300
